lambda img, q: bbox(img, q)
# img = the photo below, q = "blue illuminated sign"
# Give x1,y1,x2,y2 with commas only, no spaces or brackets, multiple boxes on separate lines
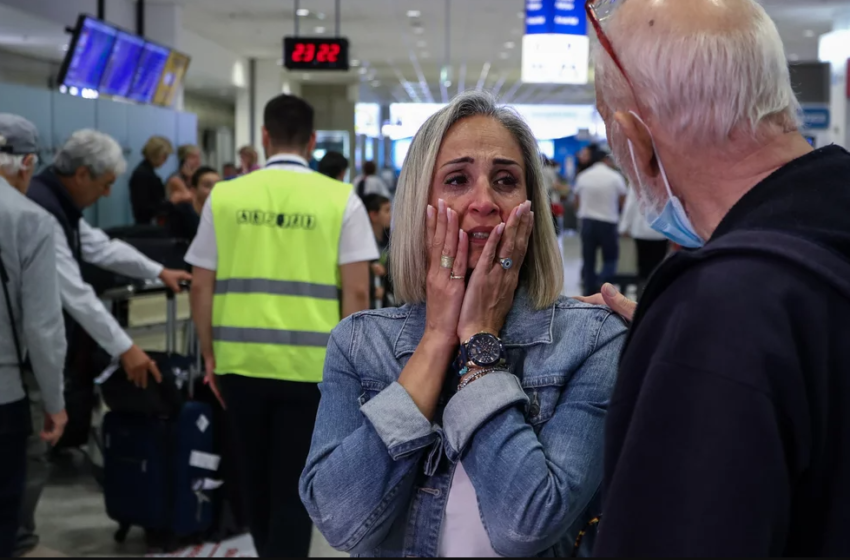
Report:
526,0,586,36
801,107,830,130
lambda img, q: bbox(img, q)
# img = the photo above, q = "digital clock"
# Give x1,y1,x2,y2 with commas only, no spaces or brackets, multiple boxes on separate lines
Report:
283,37,350,71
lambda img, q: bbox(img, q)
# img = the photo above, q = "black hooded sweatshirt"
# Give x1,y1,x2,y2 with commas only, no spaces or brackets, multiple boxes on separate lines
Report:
595,145,850,557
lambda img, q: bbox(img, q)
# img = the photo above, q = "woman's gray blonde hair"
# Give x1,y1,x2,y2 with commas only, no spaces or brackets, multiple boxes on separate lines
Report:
390,91,564,309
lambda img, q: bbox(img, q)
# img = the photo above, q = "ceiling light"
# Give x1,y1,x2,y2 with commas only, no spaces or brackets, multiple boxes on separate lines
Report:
371,80,381,87
407,10,422,18
60,44,69,52
499,52,509,59
359,67,368,75
413,27,424,34
788,53,800,61
316,12,327,20
314,26,326,34
804,29,815,38
351,59,361,67
296,8,309,17
504,41,515,49
443,80,452,87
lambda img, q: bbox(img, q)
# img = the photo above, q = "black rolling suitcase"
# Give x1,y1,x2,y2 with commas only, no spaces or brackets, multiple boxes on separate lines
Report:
100,288,218,552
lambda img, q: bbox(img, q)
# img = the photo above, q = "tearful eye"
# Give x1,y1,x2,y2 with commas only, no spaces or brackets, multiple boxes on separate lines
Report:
495,175,519,187
445,174,468,186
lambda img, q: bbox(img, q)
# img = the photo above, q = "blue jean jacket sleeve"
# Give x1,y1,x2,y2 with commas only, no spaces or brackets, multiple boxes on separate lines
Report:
443,312,625,557
299,317,433,554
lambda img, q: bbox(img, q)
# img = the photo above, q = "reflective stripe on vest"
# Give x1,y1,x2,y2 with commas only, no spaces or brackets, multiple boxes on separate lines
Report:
215,278,338,300
210,167,351,382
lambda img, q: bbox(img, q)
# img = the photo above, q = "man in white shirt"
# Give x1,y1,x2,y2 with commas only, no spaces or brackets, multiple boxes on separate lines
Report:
574,150,628,296
354,160,392,199
27,130,192,390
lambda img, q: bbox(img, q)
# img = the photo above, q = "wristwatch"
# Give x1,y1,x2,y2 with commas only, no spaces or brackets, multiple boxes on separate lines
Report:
455,332,507,376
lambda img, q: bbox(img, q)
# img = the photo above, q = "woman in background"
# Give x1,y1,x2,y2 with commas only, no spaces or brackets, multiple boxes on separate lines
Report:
166,144,201,204
129,136,173,224
238,146,260,175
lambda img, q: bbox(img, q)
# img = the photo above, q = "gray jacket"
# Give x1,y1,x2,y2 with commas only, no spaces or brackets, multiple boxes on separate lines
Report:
0,177,66,414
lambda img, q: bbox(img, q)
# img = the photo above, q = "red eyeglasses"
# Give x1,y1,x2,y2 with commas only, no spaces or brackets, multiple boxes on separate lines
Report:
585,0,634,89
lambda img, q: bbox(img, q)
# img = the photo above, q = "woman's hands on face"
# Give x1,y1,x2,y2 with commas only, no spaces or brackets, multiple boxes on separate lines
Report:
424,199,470,344
457,200,533,342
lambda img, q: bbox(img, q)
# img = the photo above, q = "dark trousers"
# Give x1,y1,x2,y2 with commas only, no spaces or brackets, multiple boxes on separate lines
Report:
0,399,31,558
581,219,620,296
14,372,50,558
635,239,669,282
219,375,321,558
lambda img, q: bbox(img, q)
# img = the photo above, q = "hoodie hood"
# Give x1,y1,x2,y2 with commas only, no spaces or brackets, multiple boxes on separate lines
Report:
712,145,850,261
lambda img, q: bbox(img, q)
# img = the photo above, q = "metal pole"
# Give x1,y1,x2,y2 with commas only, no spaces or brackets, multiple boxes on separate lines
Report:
335,0,341,37
249,58,257,145
97,0,105,20
294,0,300,36
136,0,145,37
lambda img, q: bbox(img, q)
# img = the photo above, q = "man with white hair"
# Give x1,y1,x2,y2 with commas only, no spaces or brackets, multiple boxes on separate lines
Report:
0,114,67,558
27,130,192,394
585,0,850,555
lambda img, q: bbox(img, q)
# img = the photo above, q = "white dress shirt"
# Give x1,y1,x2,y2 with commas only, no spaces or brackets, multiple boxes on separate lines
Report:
50,216,164,357
574,162,628,224
353,174,393,199
185,154,379,271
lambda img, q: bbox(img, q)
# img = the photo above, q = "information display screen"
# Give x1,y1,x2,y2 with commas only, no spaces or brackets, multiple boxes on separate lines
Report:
283,37,349,71
99,31,146,97
60,16,118,90
127,42,171,103
153,50,191,107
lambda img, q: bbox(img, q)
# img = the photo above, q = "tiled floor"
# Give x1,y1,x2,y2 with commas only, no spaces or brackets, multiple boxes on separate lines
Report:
28,233,637,558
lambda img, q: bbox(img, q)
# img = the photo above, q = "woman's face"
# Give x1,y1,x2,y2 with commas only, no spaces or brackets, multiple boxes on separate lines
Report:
240,150,255,168
577,147,591,165
429,115,528,269
184,150,201,173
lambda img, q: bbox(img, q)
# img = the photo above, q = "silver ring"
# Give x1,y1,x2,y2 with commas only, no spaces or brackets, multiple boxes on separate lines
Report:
499,258,513,270
440,255,455,269
450,273,465,280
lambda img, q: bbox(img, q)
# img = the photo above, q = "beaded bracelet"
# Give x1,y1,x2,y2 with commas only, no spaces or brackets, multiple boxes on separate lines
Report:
457,367,502,391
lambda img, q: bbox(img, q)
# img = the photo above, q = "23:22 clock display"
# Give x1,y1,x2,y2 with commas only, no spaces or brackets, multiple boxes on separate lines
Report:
283,37,350,71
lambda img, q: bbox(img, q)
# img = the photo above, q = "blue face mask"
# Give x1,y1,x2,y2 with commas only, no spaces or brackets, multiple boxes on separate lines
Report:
626,111,705,249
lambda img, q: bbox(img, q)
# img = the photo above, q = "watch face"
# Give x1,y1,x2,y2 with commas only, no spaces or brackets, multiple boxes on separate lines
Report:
468,333,502,366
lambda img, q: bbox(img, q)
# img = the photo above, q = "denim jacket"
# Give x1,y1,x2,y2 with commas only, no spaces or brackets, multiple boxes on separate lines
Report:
300,291,626,557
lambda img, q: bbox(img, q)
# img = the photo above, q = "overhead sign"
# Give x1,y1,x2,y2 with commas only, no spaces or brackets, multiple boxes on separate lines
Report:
801,107,830,130
283,37,349,71
523,0,588,85
522,33,589,84
525,0,587,36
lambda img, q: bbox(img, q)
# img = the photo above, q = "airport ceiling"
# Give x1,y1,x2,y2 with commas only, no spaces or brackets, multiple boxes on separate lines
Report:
0,0,848,104
173,0,850,104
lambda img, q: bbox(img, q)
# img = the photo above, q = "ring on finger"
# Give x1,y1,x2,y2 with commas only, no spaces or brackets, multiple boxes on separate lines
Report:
450,273,465,280
441,255,455,269
498,257,513,270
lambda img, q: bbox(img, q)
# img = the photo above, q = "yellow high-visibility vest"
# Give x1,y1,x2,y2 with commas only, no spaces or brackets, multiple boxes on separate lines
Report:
210,165,351,382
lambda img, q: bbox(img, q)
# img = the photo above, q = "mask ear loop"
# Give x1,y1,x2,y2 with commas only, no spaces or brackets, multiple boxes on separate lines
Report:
627,111,675,200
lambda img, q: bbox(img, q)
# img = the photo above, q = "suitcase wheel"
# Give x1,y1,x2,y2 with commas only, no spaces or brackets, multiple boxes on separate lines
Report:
114,523,131,543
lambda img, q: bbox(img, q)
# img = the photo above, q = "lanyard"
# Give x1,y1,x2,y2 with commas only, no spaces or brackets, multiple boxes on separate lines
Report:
265,159,308,169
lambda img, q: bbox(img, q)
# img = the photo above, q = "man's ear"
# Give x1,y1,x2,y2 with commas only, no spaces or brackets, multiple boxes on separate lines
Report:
306,132,317,159
613,111,660,180
74,165,90,183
